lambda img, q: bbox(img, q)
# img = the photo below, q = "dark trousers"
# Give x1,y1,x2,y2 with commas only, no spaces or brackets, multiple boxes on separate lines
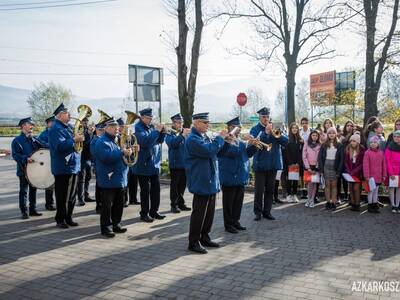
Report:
337,176,348,199
287,180,298,196
254,170,277,216
18,176,37,214
95,183,101,210
55,174,78,224
222,185,244,228
128,170,138,203
100,187,124,233
170,168,186,208
77,162,91,201
45,189,55,207
138,175,160,217
122,187,128,205
189,194,216,244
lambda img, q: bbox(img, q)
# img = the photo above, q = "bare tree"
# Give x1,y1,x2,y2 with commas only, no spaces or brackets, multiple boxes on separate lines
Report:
165,0,204,127
358,0,399,124
214,0,356,125
295,78,310,120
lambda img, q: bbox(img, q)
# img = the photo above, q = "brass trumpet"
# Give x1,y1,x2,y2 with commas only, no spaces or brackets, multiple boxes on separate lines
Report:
120,110,139,166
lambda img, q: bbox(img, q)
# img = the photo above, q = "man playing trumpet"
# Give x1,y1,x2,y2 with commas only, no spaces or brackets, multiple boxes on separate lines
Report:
133,108,166,223
250,107,288,221
165,113,191,213
218,117,257,233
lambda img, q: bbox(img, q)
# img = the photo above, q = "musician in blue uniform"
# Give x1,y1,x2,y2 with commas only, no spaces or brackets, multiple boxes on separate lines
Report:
165,113,191,213
250,107,288,221
218,117,257,233
94,117,130,238
185,112,228,254
49,103,83,228
11,117,43,219
38,115,56,211
133,108,166,223
90,122,106,214
77,117,95,206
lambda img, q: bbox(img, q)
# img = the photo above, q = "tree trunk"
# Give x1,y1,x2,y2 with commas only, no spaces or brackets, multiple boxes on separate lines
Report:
286,65,296,126
363,0,379,125
176,0,190,127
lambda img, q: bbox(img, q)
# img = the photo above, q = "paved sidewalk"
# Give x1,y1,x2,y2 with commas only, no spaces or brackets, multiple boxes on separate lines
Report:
0,157,399,300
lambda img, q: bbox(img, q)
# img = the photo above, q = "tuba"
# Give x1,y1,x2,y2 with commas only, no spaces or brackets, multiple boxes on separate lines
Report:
97,109,110,124
120,110,139,166
73,104,92,153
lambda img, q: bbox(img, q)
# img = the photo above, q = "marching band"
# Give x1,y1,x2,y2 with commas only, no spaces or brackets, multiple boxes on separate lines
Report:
11,103,290,253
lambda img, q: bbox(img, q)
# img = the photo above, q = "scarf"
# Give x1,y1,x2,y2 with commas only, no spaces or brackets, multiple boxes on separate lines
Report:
388,141,400,152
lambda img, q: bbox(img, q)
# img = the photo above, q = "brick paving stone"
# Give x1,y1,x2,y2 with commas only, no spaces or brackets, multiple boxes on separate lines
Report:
0,157,400,299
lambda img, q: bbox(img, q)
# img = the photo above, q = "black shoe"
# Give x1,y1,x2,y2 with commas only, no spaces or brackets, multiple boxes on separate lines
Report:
325,202,331,210
171,207,181,213
150,213,166,220
29,210,42,217
21,212,29,219
263,214,275,220
178,205,191,211
129,200,140,205
373,203,380,213
140,215,154,223
331,203,337,211
188,242,207,254
200,239,220,248
234,223,246,231
368,204,376,213
45,205,56,211
275,198,284,204
66,220,79,227
350,204,359,212
314,197,320,204
225,226,238,234
77,201,85,207
102,231,115,238
113,226,127,233
57,222,69,229
254,214,261,221
85,197,96,202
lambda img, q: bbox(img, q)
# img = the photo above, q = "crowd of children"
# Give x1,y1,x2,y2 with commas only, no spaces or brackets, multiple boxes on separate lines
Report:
275,117,400,214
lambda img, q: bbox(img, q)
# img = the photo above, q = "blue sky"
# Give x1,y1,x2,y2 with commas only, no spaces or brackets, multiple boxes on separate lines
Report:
0,0,365,99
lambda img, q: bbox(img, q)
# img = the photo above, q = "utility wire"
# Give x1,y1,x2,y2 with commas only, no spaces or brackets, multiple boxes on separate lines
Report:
0,0,118,11
0,0,82,7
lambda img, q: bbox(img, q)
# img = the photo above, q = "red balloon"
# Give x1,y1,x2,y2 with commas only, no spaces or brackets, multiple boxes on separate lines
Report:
236,93,247,106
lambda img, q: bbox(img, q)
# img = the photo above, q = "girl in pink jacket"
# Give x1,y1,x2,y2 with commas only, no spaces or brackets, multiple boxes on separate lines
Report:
302,130,321,208
363,135,386,213
385,130,400,213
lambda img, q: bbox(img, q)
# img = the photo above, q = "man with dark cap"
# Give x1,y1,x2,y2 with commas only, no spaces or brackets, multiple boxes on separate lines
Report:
185,112,228,254
165,113,191,213
133,108,166,222
90,121,106,214
49,103,84,228
94,117,130,238
218,117,257,233
76,116,95,206
38,116,56,211
11,117,43,219
250,107,288,221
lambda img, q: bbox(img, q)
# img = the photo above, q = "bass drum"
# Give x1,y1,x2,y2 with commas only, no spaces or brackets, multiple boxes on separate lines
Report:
26,149,55,189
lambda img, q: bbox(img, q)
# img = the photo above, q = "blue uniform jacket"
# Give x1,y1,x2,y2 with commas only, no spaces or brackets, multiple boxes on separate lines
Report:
184,127,225,196
132,120,165,176
37,128,50,149
250,122,265,138
48,119,81,175
94,132,128,188
165,131,185,169
218,141,257,186
90,135,99,171
252,131,288,172
11,133,42,176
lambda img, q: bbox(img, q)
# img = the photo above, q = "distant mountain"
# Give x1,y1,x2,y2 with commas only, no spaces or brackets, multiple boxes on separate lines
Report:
0,77,280,122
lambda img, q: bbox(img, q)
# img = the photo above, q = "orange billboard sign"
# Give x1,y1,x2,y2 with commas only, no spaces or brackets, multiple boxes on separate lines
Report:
310,71,336,105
